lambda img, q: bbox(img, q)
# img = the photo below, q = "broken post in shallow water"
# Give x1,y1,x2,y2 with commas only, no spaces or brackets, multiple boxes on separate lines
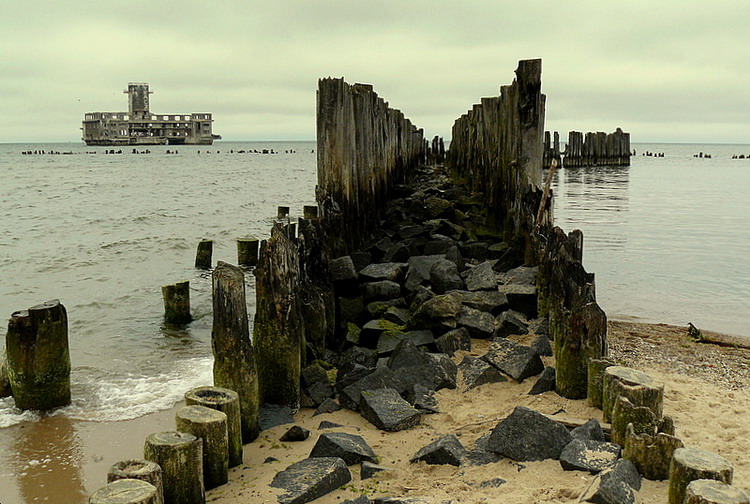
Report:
143,431,204,504
89,479,159,504
107,459,164,504
176,405,229,490
211,261,260,442
195,239,213,269
6,299,71,410
185,386,243,467
0,349,11,398
161,281,192,324
236,238,259,267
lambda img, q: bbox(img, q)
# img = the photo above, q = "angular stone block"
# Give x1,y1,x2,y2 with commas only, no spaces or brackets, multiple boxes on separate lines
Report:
271,457,352,504
339,366,406,410
457,306,494,339
411,435,466,467
459,355,507,390
528,366,556,395
571,418,606,442
486,406,572,461
461,261,498,291
359,388,422,432
559,439,621,473
482,338,544,383
309,432,377,466
435,327,472,356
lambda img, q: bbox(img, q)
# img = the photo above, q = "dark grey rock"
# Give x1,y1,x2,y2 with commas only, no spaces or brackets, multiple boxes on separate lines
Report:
398,224,429,240
411,435,466,467
486,406,572,461
337,296,365,328
318,421,343,429
340,366,407,410
498,284,538,319
377,330,434,356
497,265,538,285
271,457,352,504
424,237,454,256
462,261,499,291
361,461,388,480
329,256,359,296
368,237,394,262
265,456,279,463
335,362,374,393
405,255,445,292
359,262,408,283
302,364,329,389
580,465,638,504
559,439,621,473
337,346,378,371
359,388,422,432
349,251,372,272
388,342,457,393
459,355,507,390
462,450,503,466
280,425,311,442
529,317,550,336
260,404,295,431
435,327,472,356
360,319,405,349
361,280,402,303
383,306,410,326
307,381,335,405
314,399,343,416
423,196,454,219
460,241,489,261
310,432,377,465
429,259,464,294
409,384,440,414
410,293,461,332
373,498,441,504
528,366,556,395
366,298,407,318
494,310,529,338
571,418,606,442
457,305,495,339
486,242,509,259
449,290,509,315
492,245,525,272
482,338,544,383
478,478,507,488
342,496,371,504
531,333,553,357
383,243,411,263
604,459,641,491
426,219,466,241
444,245,465,272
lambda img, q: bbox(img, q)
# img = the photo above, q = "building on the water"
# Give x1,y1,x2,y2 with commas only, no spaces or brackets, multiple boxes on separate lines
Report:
82,83,220,145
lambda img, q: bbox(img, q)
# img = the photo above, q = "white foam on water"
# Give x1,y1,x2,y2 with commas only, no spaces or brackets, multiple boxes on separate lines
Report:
0,357,214,427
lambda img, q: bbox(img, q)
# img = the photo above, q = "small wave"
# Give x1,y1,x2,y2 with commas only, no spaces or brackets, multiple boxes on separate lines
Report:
0,398,40,428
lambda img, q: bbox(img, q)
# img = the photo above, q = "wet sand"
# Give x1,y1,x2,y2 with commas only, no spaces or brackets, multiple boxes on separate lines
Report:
1,320,749,503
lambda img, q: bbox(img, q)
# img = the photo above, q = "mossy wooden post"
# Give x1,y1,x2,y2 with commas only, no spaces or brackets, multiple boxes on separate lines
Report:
89,479,158,504
623,423,684,481
611,396,657,446
669,448,734,504
602,366,664,423
684,480,750,504
107,459,164,504
253,225,302,409
176,405,228,490
143,431,203,504
0,348,11,398
161,281,192,324
211,261,260,442
587,358,615,409
6,300,71,410
185,386,242,467
195,239,213,269
236,238,259,267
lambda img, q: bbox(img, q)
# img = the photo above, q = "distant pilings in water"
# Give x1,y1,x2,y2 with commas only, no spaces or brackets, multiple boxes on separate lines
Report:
543,128,631,168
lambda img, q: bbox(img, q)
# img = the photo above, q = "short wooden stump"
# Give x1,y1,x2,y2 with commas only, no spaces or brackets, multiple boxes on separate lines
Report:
89,478,157,504
685,479,750,504
176,405,229,490
107,459,163,504
185,385,243,467
144,431,204,504
602,365,664,422
669,448,733,504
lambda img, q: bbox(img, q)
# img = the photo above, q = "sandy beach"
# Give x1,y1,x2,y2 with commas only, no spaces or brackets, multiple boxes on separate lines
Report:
2,319,748,503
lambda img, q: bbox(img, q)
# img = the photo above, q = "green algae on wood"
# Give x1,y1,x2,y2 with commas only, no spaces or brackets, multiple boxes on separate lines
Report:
89,478,159,504
143,431,204,504
176,405,229,490
161,281,192,325
185,386,243,467
6,299,71,410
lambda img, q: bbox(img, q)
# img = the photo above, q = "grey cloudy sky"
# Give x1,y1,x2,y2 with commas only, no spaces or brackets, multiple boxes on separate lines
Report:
2,1,748,143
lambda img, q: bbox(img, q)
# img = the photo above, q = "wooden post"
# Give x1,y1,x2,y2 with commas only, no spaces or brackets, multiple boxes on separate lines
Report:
602,366,664,423
669,448,734,504
107,459,164,504
211,261,260,442
6,300,71,410
0,348,11,398
89,479,158,504
176,405,228,490
236,238,259,267
587,358,615,409
161,281,192,324
185,386,243,467
143,431,204,504
684,480,750,504
195,239,213,269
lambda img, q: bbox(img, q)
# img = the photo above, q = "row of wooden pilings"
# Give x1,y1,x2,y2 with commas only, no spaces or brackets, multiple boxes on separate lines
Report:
543,128,631,168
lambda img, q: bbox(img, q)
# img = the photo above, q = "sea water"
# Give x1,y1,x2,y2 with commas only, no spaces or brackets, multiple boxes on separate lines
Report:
0,141,748,423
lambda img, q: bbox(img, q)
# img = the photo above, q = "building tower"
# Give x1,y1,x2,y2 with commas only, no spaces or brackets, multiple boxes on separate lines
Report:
125,83,152,120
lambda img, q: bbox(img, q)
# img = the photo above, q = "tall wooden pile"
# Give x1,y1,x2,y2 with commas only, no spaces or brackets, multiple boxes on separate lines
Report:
563,128,631,167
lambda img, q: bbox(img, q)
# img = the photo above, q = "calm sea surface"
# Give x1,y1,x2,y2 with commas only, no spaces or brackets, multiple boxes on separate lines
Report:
0,140,748,501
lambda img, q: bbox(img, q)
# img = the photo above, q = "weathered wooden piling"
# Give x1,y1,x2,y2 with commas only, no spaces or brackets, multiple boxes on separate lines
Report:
277,206,290,220
195,239,213,269
107,459,164,504
5,299,71,410
561,128,630,167
236,238,259,267
144,431,204,504
185,386,243,467
669,448,734,504
211,261,260,442
0,349,11,398
253,224,303,408
176,405,229,490
161,281,192,324
89,479,159,504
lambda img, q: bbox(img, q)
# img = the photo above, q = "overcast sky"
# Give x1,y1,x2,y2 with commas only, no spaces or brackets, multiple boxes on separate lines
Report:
2,1,748,144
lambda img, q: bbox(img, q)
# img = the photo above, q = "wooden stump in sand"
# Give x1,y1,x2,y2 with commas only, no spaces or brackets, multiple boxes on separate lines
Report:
6,299,71,410
610,396,658,447
176,405,229,490
587,357,615,409
161,281,192,325
195,239,213,269
684,479,750,504
144,431,204,504
185,386,243,467
602,366,663,423
623,422,683,480
89,479,158,504
669,447,733,504
107,459,163,504
211,261,260,442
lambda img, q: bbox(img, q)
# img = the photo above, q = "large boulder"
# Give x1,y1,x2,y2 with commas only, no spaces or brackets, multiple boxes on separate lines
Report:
329,256,359,297
482,338,544,383
461,261,498,291
448,290,509,315
486,406,572,461
410,293,462,333
387,342,457,394
360,281,402,303
405,255,446,292
309,432,377,465
459,355,507,390
435,327,472,356
339,366,407,411
410,435,466,467
429,259,464,294
559,439,621,473
359,388,422,432
359,262,409,283
494,310,529,338
270,457,352,504
456,306,494,339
